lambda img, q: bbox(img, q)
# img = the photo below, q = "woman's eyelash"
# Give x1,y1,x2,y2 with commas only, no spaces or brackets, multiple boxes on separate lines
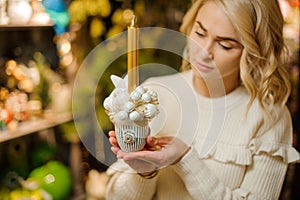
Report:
195,30,233,50
219,43,232,50
195,31,204,36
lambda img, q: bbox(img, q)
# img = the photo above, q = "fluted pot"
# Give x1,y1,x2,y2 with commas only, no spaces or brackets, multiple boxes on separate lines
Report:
115,120,149,152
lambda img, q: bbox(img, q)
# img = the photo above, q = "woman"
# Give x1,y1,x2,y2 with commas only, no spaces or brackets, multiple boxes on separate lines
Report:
105,0,300,199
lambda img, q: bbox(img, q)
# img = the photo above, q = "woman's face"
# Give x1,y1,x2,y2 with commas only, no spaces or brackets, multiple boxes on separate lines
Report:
189,1,243,84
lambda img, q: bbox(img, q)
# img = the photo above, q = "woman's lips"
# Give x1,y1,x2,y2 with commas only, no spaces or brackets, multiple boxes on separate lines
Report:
194,62,214,72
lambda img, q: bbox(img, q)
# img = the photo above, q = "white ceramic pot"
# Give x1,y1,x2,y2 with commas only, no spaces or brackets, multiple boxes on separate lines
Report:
115,120,149,152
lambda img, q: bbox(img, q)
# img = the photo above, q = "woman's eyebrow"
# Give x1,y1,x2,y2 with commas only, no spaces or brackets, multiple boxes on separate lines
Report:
216,36,240,44
196,21,207,32
196,20,241,44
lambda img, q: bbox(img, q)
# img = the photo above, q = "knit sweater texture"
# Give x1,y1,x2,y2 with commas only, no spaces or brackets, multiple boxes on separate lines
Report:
105,70,300,200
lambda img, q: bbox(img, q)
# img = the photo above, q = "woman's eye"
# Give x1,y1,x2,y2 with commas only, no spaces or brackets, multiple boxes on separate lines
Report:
218,42,232,50
195,31,205,37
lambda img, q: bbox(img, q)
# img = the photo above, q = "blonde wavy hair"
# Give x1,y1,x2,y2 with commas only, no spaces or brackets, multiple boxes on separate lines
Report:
180,0,291,120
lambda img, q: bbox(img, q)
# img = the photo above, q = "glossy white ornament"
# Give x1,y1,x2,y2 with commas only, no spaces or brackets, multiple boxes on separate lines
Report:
123,101,135,113
147,90,158,101
116,110,128,121
135,86,146,94
143,103,158,118
130,90,141,101
129,110,142,121
141,93,151,103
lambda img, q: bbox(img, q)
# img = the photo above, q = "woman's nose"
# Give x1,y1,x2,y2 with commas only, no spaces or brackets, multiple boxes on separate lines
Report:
201,40,214,60
207,52,213,60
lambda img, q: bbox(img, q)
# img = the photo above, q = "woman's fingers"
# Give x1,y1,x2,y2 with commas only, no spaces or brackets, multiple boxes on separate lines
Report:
108,130,116,137
111,146,121,155
118,137,190,166
109,136,118,146
108,130,119,147
147,136,174,146
110,133,186,166
118,150,162,165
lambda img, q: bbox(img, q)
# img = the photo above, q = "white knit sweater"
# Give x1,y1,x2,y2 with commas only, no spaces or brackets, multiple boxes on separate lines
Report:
105,70,300,200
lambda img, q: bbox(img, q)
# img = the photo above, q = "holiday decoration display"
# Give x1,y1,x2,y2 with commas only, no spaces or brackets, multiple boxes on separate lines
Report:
103,75,159,152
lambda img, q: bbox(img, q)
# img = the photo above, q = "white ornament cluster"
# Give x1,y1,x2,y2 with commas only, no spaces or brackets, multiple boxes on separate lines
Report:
103,85,159,123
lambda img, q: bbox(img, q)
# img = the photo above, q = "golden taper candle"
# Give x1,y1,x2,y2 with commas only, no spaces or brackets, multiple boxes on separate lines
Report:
127,15,139,93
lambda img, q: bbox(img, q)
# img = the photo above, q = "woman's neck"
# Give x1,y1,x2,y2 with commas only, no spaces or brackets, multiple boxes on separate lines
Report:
193,73,240,98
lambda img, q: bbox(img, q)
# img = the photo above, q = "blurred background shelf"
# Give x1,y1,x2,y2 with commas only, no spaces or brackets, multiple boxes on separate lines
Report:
0,112,73,143
0,22,53,29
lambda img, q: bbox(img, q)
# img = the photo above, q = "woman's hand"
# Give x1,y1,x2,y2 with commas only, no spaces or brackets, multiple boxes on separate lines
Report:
108,131,190,174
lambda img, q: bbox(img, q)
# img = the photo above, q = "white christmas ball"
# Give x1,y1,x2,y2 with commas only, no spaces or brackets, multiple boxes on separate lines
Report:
116,111,128,121
130,90,141,101
123,101,135,113
143,103,158,118
141,93,151,103
135,86,146,94
129,110,142,121
147,90,158,101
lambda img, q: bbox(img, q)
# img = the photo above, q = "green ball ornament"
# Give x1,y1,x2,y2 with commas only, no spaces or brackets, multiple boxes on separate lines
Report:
28,161,72,200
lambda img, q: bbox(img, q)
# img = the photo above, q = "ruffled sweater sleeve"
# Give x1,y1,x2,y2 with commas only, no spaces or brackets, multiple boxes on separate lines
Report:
171,105,299,199
171,148,288,199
